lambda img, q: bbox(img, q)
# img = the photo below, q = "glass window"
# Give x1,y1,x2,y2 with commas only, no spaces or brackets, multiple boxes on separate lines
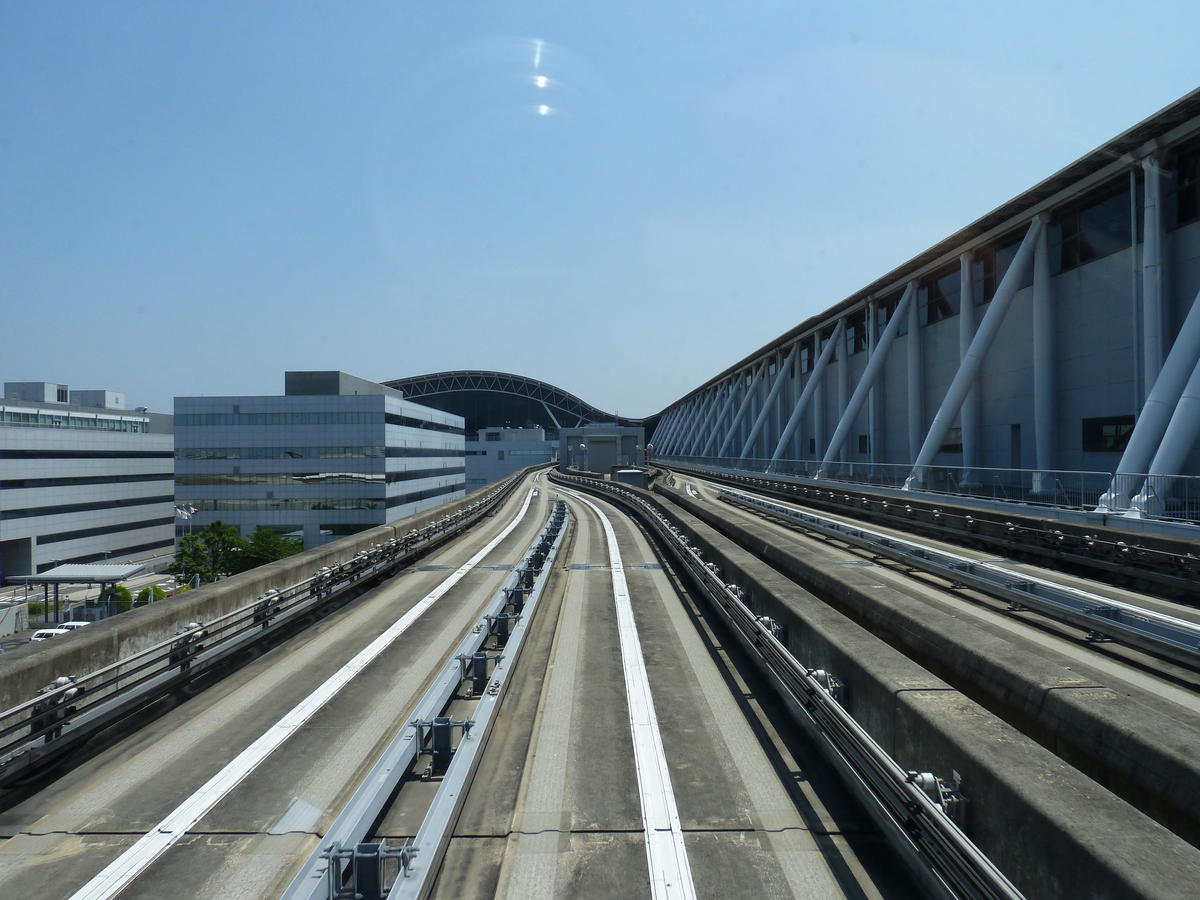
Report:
1081,415,1135,452
876,290,908,336
921,267,960,326
1049,183,1132,274
939,427,962,453
846,310,868,353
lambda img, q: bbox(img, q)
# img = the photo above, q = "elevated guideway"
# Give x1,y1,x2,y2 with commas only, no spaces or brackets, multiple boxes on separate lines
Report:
0,469,921,900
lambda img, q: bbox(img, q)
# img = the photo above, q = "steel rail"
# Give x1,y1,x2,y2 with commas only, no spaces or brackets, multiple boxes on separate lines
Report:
278,501,568,900
0,472,530,785
549,471,1026,900
717,487,1200,668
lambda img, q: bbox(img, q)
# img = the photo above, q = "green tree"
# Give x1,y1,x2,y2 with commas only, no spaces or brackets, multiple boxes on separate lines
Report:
229,528,304,574
135,585,167,605
99,584,134,613
169,520,246,583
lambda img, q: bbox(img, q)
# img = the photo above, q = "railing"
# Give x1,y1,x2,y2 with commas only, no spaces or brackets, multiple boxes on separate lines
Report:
658,455,1200,522
0,472,529,785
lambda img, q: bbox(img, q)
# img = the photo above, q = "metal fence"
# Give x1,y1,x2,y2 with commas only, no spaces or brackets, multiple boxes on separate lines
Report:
658,455,1200,523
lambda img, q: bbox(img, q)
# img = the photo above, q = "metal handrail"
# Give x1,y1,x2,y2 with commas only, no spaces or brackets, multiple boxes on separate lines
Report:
0,472,530,782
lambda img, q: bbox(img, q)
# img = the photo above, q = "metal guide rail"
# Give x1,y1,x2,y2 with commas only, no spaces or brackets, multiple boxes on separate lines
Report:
0,474,527,787
549,470,1025,900
718,487,1200,669
280,500,570,900
665,462,1200,587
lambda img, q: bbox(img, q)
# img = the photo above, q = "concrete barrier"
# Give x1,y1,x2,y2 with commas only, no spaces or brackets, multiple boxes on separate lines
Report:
563,476,1200,900
0,469,532,712
659,482,1200,848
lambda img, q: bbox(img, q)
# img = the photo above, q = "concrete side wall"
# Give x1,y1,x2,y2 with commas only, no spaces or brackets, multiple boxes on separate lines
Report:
0,469,531,711
660,483,1200,845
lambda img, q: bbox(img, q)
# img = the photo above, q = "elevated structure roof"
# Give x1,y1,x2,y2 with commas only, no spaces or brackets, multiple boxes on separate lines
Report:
6,563,146,585
383,370,642,438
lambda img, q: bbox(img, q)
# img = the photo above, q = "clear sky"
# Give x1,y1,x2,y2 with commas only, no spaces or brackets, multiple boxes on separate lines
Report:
3,2,1199,417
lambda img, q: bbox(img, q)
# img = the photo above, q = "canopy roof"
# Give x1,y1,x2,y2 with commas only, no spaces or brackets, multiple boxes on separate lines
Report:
6,563,146,585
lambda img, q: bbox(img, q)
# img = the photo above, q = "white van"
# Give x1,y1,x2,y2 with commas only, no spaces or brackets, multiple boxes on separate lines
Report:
30,628,71,642
59,621,89,631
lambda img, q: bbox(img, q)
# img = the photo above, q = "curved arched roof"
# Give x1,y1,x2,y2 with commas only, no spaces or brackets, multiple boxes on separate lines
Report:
383,370,643,437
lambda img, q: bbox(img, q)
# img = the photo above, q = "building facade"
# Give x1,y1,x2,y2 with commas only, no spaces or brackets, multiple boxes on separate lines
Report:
0,383,174,578
466,427,556,490
650,88,1200,518
559,425,645,473
174,372,466,548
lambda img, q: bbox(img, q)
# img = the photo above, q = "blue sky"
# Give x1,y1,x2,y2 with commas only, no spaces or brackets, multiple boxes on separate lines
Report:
3,2,1199,416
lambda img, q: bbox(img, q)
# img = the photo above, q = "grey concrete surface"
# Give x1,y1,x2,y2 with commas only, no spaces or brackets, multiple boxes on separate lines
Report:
668,479,1200,847
606,478,1200,899
0,469,531,713
0,477,551,900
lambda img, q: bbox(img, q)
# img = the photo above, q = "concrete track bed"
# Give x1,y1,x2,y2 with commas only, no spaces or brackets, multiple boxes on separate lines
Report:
587,480,1200,900
658,482,1200,851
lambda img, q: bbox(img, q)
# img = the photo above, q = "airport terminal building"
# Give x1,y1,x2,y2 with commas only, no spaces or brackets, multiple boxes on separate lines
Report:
651,88,1200,520
175,372,465,548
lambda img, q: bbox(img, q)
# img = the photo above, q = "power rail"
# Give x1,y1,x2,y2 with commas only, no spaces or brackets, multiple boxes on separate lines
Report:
0,474,527,787
549,470,1025,900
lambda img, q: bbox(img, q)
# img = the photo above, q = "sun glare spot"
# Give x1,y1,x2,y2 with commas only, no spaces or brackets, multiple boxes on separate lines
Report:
538,105,551,116
535,75,548,88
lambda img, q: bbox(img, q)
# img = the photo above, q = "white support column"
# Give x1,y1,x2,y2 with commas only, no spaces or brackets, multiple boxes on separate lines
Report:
671,399,700,453
701,382,741,457
1143,155,1164,402
906,216,1044,488
657,404,687,455
906,280,923,463
1097,285,1200,509
1032,221,1055,493
685,391,721,456
1130,355,1200,516
819,286,914,477
772,319,845,463
867,296,881,471
837,327,849,465
741,344,799,459
959,253,980,486
814,360,826,460
718,365,765,457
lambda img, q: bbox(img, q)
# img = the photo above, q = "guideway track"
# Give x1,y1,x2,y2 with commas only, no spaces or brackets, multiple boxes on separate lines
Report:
0,474,553,900
663,462,1200,599
717,487,1200,670
412,479,897,899
668,471,1200,851
552,471,1023,900
0,471,532,788
280,499,570,900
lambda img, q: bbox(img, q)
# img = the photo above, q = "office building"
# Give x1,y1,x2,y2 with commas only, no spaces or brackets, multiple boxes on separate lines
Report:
0,382,174,578
465,427,556,490
174,372,466,548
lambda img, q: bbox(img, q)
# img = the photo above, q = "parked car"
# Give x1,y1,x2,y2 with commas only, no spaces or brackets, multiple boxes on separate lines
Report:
30,628,71,642
58,621,89,631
